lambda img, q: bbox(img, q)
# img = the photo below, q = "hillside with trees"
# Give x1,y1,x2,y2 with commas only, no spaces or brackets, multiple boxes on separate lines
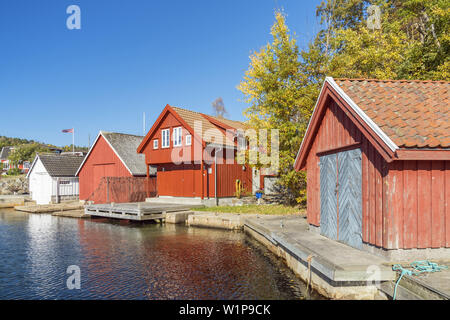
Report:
0,135,88,164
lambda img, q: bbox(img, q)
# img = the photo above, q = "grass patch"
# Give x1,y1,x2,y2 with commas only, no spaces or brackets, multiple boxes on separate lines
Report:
0,174,25,179
194,204,305,215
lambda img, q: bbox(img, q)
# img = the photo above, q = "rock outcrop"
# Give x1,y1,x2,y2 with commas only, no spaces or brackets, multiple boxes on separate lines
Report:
0,176,29,195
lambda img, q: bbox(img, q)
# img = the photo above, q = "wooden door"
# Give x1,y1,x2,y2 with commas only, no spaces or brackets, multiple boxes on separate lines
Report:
319,149,362,249
320,154,338,240
337,149,362,249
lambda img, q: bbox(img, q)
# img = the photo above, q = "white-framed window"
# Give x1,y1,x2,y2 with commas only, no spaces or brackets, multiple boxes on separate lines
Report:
153,139,158,149
237,134,246,150
185,134,192,146
161,129,170,148
173,127,182,147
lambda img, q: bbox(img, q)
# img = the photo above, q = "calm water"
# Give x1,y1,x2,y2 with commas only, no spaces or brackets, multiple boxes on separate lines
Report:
0,209,321,300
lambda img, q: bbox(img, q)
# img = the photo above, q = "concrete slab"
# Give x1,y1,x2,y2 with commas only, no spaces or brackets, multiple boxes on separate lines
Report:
165,211,193,224
146,197,204,205
187,212,257,230
401,265,450,299
15,202,83,213
52,209,90,219
244,215,396,283
0,195,27,208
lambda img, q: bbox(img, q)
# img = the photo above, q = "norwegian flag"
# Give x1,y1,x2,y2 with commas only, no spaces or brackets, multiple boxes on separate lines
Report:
62,128,74,133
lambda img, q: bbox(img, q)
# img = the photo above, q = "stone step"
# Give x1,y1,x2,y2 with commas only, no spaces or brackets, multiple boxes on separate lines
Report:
146,197,204,205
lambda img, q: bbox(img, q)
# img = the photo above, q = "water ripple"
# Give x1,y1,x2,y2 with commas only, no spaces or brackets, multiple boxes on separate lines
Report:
0,210,322,300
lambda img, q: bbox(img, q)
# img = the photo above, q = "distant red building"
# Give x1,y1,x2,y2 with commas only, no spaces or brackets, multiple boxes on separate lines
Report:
137,105,253,200
0,147,31,173
76,131,155,203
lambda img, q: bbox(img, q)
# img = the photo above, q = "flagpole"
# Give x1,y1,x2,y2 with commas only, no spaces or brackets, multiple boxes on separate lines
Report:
73,129,75,154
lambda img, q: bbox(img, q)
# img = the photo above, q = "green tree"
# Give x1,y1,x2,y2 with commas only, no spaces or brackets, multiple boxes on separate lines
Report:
238,11,313,204
62,144,89,153
8,143,50,164
314,0,449,80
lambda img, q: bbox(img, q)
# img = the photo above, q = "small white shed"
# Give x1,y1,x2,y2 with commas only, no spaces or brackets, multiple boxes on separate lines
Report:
27,154,85,205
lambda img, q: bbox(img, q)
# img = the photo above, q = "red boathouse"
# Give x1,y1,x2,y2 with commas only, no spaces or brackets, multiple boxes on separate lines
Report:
137,105,253,201
76,131,156,204
294,77,449,259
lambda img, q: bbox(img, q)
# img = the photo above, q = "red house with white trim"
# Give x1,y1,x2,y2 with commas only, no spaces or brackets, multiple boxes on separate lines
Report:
0,147,31,173
294,77,449,260
137,105,253,202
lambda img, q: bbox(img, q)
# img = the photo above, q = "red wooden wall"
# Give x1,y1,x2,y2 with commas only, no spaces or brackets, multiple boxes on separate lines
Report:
142,112,196,165
156,163,203,197
385,160,450,249
140,110,253,198
78,135,134,200
216,163,252,197
156,159,252,198
305,99,450,249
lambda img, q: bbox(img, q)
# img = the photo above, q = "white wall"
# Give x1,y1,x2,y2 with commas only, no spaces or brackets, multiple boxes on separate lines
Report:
252,168,260,194
52,177,79,197
29,158,53,205
264,176,279,195
29,158,80,205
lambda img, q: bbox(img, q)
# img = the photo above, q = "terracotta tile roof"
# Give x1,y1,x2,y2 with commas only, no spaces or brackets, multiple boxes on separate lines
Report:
172,107,245,147
335,79,450,149
206,114,248,130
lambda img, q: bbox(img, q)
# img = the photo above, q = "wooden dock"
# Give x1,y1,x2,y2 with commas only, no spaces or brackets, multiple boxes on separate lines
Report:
85,202,203,221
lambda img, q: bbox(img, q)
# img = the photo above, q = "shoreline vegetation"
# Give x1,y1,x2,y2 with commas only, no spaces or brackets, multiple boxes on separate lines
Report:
194,204,305,215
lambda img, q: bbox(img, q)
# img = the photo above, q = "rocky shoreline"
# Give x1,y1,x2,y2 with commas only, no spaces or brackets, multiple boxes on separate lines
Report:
0,176,28,195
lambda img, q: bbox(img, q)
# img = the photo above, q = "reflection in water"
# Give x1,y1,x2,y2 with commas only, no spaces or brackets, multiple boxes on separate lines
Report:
0,210,322,300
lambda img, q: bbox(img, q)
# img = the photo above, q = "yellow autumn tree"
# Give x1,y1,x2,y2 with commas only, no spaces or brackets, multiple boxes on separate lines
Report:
238,11,314,204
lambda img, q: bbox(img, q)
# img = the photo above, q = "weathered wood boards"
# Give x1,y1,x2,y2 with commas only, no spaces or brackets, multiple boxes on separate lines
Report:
85,202,202,221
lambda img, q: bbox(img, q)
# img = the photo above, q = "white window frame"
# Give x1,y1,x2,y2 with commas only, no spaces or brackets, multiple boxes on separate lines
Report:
153,139,158,149
185,134,192,146
173,127,182,147
237,134,247,150
161,129,170,148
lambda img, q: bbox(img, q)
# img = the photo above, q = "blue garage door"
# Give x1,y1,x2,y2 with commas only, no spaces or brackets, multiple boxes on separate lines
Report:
319,148,362,249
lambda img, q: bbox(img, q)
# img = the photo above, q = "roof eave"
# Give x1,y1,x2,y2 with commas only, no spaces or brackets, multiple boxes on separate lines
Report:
294,77,399,171
394,148,450,161
137,104,207,155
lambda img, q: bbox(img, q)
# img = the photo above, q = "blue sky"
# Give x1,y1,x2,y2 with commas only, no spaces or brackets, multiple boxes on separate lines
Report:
0,0,322,147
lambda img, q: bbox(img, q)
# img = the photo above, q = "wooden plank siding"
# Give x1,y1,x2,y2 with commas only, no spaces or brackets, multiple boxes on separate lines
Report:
79,135,134,201
385,160,449,249
216,163,252,197
304,100,450,249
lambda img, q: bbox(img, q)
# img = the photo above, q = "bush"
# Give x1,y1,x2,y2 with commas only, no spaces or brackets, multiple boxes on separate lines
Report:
7,168,22,176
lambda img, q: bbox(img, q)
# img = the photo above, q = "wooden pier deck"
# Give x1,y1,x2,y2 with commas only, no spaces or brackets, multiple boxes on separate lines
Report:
85,202,203,221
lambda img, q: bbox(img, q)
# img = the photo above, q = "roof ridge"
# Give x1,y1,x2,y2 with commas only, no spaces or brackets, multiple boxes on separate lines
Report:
39,153,83,158
102,131,144,138
334,78,450,84
172,105,244,125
